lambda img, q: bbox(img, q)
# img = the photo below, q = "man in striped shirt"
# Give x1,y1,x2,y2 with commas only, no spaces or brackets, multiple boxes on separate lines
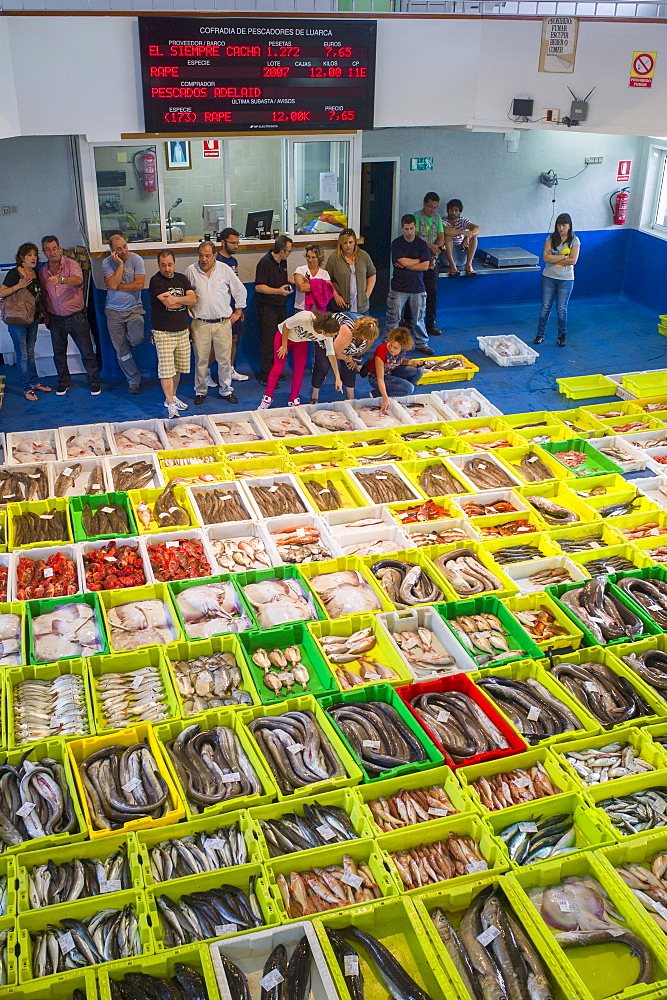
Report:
443,198,480,277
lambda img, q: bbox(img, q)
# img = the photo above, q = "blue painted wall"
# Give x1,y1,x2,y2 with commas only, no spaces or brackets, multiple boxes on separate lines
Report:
622,228,667,316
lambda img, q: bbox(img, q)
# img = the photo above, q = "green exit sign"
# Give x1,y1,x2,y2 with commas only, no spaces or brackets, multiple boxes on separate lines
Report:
410,157,433,171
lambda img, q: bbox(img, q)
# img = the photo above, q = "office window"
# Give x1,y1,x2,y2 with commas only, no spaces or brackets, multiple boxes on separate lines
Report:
162,141,225,244
94,145,161,244
228,137,285,238
293,140,350,235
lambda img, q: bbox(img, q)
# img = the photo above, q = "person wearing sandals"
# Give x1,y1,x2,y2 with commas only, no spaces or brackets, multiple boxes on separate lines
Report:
0,242,51,402
534,213,580,348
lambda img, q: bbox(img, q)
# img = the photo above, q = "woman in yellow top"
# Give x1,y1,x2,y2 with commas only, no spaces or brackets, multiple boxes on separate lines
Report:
534,213,580,348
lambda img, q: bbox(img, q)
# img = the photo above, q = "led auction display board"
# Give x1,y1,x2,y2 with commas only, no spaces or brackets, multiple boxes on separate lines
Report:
138,17,376,133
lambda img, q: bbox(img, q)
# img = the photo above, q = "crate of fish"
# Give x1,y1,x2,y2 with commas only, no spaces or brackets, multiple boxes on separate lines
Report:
324,504,403,536
98,583,183,654
457,428,525,453
157,444,226,469
239,695,363,801
68,723,186,838
7,497,72,551
597,826,667,934
478,334,540,367
168,573,258,641
360,547,460,607
504,592,586,652
507,848,667,1000
99,944,218,1000
416,353,479,383
300,400,368,435
289,448,357,477
68,491,137,543
628,533,667,568
308,613,413,692
146,861,280,952
340,441,416,468
346,462,426,508
583,766,667,844
551,725,667,795
16,831,142,914
613,511,667,546
187,479,259,530
229,564,327,632
6,658,94,749
413,875,579,1000
207,520,282,573
316,896,457,1000
356,762,477,835
591,435,649,474
395,671,528,770
209,410,271,446
112,419,170,456
87,645,180,734
8,966,98,1000
436,594,544,668
220,439,288,462
390,393,452,426
0,916,18,989
142,530,218,586
549,641,667,725
267,837,399,921
0,855,16,919
446,415,511,437
227,454,293,483
548,520,629,556
319,682,445,785
336,521,409,559
0,738,87,854
546,578,663,648
282,431,344,455
549,408,610,437
162,460,236,487
482,532,562,570
585,489,663,523
255,407,320,441
495,445,573,486
387,495,465,526
5,428,63,466
154,709,277,818
26,592,108,664
137,808,262,888
58,423,117,460
163,634,260,718
399,515,481,549
249,787,376,863
470,507,551,540
518,482,603,527
597,413,667,437
344,396,412,431
399,457,472,500
211,920,341,1000
161,417,220,452
50,457,111,498
265,513,344,567
296,468,369,514
512,423,572,447
375,606,479,681
570,544,654,581
0,554,10,602
12,544,84,600
297,557,395,620
443,452,526,494
556,373,618,399
390,423,457,447
457,747,579,817
424,540,519,600
433,387,503,421
582,400,647,419
473,658,602,748
79,536,151,593
127,484,197,535
502,554,591,596
541,438,624,479
0,514,6,556
106,452,163,491
17,888,153,984
238,621,338,704
241,473,316,520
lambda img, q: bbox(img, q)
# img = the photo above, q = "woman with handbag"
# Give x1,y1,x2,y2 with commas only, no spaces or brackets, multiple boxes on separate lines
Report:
0,243,51,401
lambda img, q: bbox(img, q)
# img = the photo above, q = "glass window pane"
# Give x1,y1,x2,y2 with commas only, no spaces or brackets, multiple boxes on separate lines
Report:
293,140,350,235
162,140,225,245
228,137,285,238
94,145,161,244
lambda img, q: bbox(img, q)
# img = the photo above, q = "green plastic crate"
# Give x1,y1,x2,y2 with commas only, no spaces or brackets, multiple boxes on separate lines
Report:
557,374,618,399
308,612,413,692
98,943,218,1000
546,579,663,648
238,695,362,801
167,572,258,640
162,633,261,718
503,591,586,652
458,746,579,816
319,682,445,784
230,563,326,628
249,787,375,862
542,438,624,478
26,591,108,664
154,708,278,819
69,491,137,542
16,831,143,914
356,763,478,834
87,646,181,734
238,621,338,704
435,594,544,667
7,497,72,551
5,658,95,748
97,582,183,653
551,725,667,793
137,808,262,887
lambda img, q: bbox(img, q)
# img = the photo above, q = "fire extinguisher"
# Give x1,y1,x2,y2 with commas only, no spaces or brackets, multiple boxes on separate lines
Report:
132,149,157,193
610,187,629,226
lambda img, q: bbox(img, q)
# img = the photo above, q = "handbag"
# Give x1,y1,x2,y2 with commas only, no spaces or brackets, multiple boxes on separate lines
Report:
0,284,36,326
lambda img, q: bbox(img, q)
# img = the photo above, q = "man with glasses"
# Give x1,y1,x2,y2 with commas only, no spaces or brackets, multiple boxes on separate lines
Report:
102,233,146,393
254,234,293,385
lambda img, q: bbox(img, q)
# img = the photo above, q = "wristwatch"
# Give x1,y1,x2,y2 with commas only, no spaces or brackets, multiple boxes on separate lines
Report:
60,277,65,285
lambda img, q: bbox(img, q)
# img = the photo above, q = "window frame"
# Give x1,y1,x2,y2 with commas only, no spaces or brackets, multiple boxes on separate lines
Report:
79,133,361,253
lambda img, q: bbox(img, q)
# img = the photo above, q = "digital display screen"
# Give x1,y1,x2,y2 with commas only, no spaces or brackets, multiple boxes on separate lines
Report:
138,16,376,133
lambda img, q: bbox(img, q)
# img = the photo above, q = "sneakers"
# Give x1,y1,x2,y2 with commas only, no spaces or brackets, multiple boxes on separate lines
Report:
288,398,301,406
557,335,566,347
164,397,188,411
534,335,544,345
56,385,69,396
90,388,101,396
258,395,272,410
166,402,180,419
205,369,217,388
231,368,249,381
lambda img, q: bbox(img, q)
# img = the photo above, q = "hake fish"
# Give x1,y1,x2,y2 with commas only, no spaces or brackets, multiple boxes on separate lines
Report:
249,709,346,793
303,478,343,511
31,905,141,976
28,845,130,908
259,803,358,857
165,722,262,812
149,823,248,881
353,469,416,503
156,880,263,946
418,462,466,496
462,457,516,490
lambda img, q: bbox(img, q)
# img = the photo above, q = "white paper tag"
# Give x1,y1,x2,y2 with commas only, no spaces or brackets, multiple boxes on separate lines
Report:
104,556,117,563
477,925,500,946
362,740,381,750
286,743,304,754
317,824,336,841
527,706,541,722
221,772,241,783
215,923,238,936
557,898,573,912
40,514,54,520
59,931,76,955
169,506,181,514
341,870,364,890
206,838,229,851
320,488,331,494
296,528,306,537
63,468,73,477
365,672,380,682
344,955,359,977
437,710,451,724
428,807,452,817
101,506,115,514
29,472,42,479
100,879,122,894
122,777,142,794
16,801,35,817
528,455,539,463
608,927,626,937
132,672,145,690
121,466,134,473
585,682,599,693
219,495,233,503
514,775,532,788
314,464,324,470
518,821,538,833
376,475,388,480
165,540,180,549
260,970,285,991
269,486,279,493
467,859,488,874
43,567,54,579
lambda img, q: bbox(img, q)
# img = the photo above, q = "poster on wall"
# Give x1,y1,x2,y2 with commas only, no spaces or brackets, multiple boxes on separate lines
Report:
539,17,578,73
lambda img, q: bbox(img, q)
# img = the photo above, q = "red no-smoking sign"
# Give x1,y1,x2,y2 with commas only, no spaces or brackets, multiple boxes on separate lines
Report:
630,51,656,88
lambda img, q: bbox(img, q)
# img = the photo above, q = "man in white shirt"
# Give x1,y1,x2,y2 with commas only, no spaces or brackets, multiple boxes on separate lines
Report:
186,241,247,405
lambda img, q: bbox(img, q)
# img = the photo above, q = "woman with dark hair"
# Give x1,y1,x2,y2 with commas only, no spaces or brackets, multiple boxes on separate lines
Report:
293,244,331,311
0,243,50,401
325,229,376,314
534,213,580,347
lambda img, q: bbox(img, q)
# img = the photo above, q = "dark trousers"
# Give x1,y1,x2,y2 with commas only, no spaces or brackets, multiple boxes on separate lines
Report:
256,300,287,378
423,265,439,332
311,345,358,390
48,310,101,390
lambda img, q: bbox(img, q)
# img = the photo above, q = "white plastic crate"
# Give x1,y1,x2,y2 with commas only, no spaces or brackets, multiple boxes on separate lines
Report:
0,552,12,602
323,505,399,534
209,410,269,445
58,422,116,459
255,405,318,439
446,452,524,492
6,428,62,465
240,473,316,519
449,488,532,518
339,523,409,557
300,399,365,433
264,513,342,565
503,555,589,595
187,479,257,528
376,606,478,679
592,435,648,474
400,516,482,545
51,458,111,498
105,454,164,491
0,463,53,503
477,334,539,366
347,462,424,505
141,528,218,585
161,415,218,450
78,536,151,593
346,395,409,428
11,544,84,599
111,419,169,454
634,476,667,509
390,393,451,424
433,386,504,419
207,520,283,572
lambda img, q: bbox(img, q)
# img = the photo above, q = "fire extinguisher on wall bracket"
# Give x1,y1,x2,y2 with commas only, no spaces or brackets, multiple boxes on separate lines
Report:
610,188,629,226
132,148,157,193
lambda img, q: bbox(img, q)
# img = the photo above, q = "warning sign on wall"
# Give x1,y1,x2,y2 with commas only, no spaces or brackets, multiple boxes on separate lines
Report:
629,51,656,88
539,17,578,73
617,161,632,183
203,140,220,158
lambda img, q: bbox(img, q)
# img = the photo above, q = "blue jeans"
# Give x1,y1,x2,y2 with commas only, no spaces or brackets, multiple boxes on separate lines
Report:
537,276,573,339
370,363,422,397
8,320,39,392
385,290,428,346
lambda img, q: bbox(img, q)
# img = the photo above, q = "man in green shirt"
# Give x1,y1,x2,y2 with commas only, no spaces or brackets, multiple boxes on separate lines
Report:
413,192,444,337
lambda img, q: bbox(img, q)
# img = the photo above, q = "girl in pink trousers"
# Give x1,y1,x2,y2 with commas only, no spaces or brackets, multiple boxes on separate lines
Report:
258,310,342,408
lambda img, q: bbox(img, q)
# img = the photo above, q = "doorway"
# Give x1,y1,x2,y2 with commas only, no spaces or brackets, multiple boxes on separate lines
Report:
361,158,399,308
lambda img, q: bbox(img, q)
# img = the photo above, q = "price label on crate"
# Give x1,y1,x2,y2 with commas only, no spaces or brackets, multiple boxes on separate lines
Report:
221,772,241,783
122,777,143,794
467,859,488,874
362,740,381,750
518,821,538,833
16,801,36,817
526,706,541,722
43,567,54,578
316,824,336,841
286,743,304,754
428,807,452,817
59,931,76,955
